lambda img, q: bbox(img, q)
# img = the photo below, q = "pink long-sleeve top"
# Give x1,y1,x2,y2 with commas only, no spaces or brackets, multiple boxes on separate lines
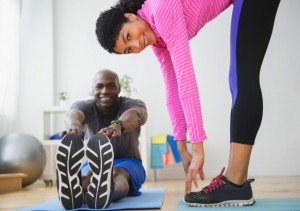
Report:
138,0,233,143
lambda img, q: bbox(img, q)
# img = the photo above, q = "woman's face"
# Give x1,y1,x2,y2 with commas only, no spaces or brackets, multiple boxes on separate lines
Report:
114,13,157,54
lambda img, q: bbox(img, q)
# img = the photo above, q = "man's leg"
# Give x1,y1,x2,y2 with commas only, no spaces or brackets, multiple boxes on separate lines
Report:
111,167,131,201
82,166,130,201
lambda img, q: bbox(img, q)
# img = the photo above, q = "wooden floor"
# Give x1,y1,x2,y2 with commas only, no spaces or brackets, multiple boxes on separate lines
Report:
0,177,300,211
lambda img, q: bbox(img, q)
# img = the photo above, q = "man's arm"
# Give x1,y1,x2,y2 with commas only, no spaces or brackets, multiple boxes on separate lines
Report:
61,109,86,138
99,106,147,139
119,106,147,132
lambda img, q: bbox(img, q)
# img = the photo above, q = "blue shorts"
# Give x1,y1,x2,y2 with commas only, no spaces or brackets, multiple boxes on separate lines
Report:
81,158,146,196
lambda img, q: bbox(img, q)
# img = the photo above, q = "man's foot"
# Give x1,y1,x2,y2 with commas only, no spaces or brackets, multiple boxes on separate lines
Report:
86,134,114,209
184,168,255,207
56,134,85,210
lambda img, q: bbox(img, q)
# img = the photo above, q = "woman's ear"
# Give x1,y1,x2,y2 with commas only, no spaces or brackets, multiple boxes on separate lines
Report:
124,13,137,21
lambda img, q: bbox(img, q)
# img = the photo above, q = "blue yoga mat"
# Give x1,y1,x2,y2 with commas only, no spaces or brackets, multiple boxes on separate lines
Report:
177,198,300,211
17,188,165,211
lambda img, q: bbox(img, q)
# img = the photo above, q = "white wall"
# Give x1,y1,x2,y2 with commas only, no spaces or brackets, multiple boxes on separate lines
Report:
18,0,54,140
18,0,300,178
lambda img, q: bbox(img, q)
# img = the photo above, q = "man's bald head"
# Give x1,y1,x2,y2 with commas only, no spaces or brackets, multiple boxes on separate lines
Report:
92,69,121,109
92,69,120,88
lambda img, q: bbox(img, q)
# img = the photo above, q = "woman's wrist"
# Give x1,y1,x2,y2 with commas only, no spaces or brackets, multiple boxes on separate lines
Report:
192,142,204,154
177,140,188,153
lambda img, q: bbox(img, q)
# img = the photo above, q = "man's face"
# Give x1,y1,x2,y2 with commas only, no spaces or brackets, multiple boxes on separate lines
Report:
114,13,157,54
92,72,120,108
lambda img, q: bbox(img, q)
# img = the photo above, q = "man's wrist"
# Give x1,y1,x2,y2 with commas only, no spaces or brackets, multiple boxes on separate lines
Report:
69,122,83,132
110,120,124,132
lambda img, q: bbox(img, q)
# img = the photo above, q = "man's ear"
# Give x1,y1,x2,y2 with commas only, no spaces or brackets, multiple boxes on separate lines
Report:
124,13,137,21
118,84,121,94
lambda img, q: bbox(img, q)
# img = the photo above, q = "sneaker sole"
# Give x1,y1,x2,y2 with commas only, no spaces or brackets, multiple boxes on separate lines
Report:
185,198,256,207
86,134,114,209
56,134,85,210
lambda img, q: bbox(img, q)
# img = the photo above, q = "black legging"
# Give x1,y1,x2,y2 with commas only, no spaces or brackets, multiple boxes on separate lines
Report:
229,0,281,145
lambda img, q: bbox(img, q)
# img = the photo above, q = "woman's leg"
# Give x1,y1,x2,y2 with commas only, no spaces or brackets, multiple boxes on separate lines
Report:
227,0,280,184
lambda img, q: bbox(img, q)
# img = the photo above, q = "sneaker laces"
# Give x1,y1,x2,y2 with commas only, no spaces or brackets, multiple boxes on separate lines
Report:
203,167,226,193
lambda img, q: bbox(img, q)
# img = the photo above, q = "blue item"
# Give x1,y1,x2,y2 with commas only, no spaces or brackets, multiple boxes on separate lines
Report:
50,133,62,140
177,198,300,211
17,188,165,211
167,135,182,163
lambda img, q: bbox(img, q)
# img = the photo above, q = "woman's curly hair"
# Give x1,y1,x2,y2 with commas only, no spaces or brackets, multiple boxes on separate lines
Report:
96,0,146,54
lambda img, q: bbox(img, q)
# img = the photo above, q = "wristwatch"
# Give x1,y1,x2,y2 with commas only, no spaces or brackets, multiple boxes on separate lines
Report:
110,120,124,132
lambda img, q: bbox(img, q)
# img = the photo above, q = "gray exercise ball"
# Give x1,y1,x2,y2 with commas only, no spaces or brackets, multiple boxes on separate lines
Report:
0,132,46,187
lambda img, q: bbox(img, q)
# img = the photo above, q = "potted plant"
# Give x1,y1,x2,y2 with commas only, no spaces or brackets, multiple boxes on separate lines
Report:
58,91,69,106
88,90,94,97
120,74,134,97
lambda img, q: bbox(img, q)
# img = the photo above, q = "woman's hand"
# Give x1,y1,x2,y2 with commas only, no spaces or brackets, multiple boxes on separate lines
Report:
185,143,205,194
178,141,205,195
177,141,191,174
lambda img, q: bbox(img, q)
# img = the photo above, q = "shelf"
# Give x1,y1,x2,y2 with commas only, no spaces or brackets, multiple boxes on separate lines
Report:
43,106,68,112
43,140,61,146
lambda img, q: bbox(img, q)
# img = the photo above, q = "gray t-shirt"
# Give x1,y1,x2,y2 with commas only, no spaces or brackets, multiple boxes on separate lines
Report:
70,97,146,161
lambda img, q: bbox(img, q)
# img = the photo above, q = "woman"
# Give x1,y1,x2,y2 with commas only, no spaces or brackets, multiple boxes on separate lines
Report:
95,0,280,207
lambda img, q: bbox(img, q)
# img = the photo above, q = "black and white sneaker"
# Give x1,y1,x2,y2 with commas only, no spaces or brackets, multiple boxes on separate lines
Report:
56,134,85,210
86,134,114,209
184,167,255,207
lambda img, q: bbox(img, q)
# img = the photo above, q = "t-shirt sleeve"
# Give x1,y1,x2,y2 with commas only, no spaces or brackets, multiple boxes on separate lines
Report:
70,100,95,123
153,0,207,143
152,46,188,141
121,97,147,111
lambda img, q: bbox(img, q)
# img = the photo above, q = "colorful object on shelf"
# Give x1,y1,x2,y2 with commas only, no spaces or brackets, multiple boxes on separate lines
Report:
150,134,181,169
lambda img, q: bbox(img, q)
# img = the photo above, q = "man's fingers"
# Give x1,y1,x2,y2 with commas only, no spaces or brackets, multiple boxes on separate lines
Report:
60,131,67,138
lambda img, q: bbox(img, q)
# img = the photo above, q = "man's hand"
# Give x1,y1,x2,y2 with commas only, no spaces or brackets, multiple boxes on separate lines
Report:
60,124,84,138
98,124,122,139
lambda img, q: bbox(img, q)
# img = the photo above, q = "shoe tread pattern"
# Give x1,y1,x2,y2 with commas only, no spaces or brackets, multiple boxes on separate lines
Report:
56,134,84,210
86,134,114,209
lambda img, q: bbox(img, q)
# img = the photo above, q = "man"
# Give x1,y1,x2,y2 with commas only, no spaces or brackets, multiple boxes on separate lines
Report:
56,69,147,210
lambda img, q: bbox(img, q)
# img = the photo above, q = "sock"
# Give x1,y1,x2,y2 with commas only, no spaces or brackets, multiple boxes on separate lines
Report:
228,180,245,188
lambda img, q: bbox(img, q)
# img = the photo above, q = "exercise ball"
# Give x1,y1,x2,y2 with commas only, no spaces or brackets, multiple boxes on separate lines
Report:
0,132,46,187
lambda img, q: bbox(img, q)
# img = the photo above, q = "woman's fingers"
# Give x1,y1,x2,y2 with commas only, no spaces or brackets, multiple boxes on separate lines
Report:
185,171,192,194
199,168,205,181
192,169,198,188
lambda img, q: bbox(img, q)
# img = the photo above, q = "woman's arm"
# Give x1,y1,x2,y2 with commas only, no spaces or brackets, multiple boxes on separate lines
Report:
154,0,207,143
